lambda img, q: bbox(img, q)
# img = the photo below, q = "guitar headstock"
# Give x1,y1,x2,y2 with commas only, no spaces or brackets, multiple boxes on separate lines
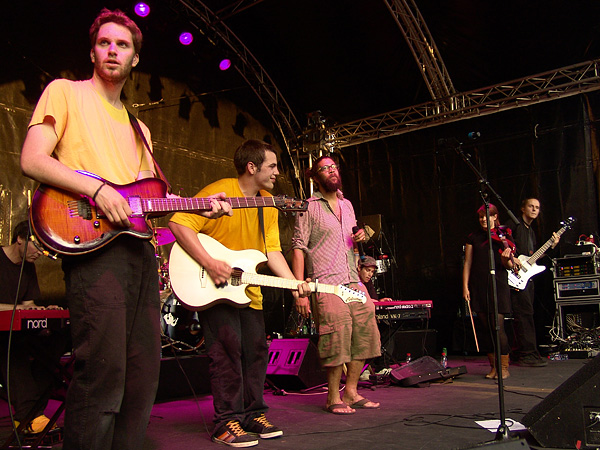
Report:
337,285,367,304
561,217,576,229
273,195,308,212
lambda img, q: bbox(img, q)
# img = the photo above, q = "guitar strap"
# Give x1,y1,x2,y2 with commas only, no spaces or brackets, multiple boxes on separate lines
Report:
256,192,267,255
127,110,172,194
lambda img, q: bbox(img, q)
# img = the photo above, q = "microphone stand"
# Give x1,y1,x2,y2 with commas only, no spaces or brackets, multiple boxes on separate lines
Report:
451,139,520,442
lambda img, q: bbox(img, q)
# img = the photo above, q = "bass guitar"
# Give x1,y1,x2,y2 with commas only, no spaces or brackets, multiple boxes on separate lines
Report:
168,233,367,310
30,171,307,255
507,217,575,290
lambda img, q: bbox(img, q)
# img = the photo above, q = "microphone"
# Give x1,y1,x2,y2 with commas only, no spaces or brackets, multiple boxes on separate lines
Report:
352,226,366,261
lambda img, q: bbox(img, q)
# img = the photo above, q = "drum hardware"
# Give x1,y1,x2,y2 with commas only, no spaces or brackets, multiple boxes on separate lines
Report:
158,261,170,290
154,227,176,246
285,310,317,337
160,293,204,354
376,256,390,274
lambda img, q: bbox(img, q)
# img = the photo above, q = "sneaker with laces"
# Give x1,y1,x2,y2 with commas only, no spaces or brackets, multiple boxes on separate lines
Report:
245,414,283,439
212,420,258,447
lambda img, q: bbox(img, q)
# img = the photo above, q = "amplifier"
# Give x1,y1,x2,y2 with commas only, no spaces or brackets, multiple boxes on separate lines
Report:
554,254,599,277
554,276,600,303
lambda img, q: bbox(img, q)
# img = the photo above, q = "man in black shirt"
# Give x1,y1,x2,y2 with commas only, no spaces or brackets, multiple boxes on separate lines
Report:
0,220,66,433
505,198,559,367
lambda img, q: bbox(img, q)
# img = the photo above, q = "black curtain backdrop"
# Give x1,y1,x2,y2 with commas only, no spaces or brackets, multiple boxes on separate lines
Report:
338,93,600,351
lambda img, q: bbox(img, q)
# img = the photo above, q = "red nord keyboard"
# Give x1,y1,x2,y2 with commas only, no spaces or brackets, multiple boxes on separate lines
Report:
0,309,70,331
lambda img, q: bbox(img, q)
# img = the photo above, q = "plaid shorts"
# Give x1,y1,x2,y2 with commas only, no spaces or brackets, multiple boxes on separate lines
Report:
311,282,381,367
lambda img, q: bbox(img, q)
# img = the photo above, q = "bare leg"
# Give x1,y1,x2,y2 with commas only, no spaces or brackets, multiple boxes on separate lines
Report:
342,360,379,408
326,365,354,413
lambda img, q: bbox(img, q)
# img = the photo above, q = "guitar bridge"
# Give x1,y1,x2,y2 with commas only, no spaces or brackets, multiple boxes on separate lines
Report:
230,269,243,286
68,199,92,220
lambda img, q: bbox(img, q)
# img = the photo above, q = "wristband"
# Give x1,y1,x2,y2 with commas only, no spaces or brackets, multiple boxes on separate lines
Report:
91,182,107,203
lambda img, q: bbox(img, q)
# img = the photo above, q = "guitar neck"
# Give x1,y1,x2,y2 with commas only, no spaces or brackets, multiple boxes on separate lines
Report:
139,196,277,214
526,226,567,265
239,272,336,294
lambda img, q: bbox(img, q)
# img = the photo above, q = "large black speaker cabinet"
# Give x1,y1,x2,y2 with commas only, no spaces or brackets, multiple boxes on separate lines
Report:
460,439,530,449
522,355,600,448
266,338,326,391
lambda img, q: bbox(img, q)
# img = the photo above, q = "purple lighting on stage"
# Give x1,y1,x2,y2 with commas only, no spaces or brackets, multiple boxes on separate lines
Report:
219,59,231,71
134,3,150,17
179,32,193,46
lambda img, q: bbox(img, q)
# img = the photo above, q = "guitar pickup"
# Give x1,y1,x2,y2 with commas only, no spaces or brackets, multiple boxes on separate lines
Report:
128,196,144,217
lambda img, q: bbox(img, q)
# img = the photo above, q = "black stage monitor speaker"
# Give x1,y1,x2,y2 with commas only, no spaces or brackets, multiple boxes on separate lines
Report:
522,355,600,449
266,338,326,391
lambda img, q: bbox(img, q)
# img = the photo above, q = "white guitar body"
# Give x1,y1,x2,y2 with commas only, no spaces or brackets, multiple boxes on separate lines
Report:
169,233,367,310
506,217,575,290
507,255,546,290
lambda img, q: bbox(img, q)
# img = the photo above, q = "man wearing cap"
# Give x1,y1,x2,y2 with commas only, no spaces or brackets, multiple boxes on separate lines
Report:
358,256,392,302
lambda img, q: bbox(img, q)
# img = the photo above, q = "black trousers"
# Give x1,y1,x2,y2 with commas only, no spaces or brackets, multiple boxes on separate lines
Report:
510,283,538,356
198,304,269,431
62,237,161,450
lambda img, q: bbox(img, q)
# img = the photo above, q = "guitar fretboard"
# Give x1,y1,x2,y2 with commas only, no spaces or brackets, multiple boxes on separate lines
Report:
526,225,568,266
239,272,336,294
137,196,277,214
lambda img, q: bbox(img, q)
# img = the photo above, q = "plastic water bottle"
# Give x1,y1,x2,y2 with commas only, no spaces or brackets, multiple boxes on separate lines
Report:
405,353,412,364
441,348,448,369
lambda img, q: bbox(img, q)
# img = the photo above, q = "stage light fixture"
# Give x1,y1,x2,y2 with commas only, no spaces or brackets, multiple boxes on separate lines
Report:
134,3,150,17
179,32,193,46
219,59,232,71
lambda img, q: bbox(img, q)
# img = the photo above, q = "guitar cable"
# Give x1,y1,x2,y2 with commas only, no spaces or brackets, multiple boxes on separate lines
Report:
29,234,58,261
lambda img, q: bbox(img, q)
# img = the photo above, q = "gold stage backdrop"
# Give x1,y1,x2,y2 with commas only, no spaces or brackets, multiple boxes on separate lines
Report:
0,71,298,304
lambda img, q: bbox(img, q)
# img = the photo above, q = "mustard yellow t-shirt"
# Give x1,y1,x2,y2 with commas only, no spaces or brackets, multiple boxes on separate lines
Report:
170,178,282,309
29,79,154,184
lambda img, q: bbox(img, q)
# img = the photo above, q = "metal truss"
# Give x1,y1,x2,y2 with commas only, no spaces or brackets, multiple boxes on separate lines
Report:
171,0,303,158
326,59,600,149
384,0,456,101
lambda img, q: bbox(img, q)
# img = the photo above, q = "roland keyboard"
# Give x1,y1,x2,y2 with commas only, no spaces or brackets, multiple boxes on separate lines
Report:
374,300,432,321
0,309,70,331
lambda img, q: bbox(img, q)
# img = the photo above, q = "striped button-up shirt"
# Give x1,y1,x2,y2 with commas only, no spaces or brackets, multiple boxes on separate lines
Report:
292,189,358,285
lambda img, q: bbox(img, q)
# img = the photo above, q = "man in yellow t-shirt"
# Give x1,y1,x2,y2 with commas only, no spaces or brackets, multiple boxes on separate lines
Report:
169,139,309,448
20,9,229,450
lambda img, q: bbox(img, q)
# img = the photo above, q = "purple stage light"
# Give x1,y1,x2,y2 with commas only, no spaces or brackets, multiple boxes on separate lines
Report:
134,3,150,17
219,59,232,71
179,32,193,46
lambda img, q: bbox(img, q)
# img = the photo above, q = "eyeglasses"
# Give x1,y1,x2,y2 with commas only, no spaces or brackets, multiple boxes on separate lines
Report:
316,163,337,173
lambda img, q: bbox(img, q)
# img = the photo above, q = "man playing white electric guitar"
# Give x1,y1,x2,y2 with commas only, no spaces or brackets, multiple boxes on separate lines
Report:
169,140,310,448
505,198,560,368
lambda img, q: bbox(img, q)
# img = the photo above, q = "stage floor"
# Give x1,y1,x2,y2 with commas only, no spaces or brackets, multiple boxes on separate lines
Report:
0,355,592,450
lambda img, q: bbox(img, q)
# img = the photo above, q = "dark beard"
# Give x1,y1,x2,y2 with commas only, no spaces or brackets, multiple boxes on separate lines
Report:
320,174,342,193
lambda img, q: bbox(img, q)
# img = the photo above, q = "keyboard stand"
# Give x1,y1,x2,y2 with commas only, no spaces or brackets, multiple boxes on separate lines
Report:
0,354,73,450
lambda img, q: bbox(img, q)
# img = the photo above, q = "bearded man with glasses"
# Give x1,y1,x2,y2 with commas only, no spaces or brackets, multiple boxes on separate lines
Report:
292,155,381,415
